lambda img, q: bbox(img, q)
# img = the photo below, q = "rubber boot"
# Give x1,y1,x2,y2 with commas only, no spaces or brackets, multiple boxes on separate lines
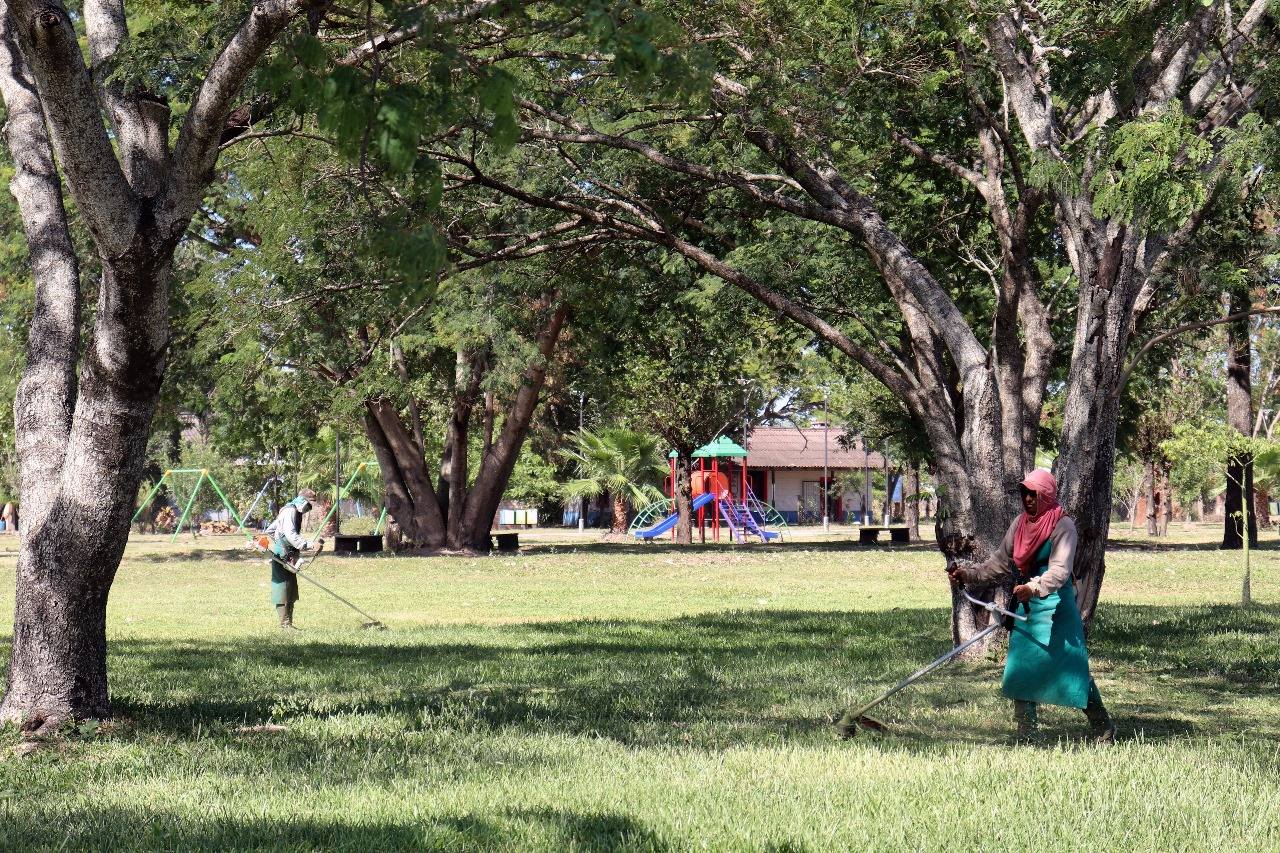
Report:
1013,700,1038,744
277,604,297,631
1084,680,1115,745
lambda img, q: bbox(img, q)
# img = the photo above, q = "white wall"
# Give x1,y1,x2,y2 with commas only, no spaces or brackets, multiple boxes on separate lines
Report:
767,468,865,512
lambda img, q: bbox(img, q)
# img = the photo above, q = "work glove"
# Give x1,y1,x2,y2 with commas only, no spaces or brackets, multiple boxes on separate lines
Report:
946,563,969,585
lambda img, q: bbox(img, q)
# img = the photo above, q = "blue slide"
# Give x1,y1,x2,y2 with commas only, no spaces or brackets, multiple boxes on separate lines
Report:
635,492,715,540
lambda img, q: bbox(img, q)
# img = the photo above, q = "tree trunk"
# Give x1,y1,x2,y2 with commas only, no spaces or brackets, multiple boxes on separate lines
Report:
673,455,692,544
0,0,328,728
1145,457,1158,535
1,261,168,728
610,493,628,534
1157,463,1172,537
1223,298,1257,548
370,314,563,555
456,299,568,551
1256,487,1271,529
364,399,447,550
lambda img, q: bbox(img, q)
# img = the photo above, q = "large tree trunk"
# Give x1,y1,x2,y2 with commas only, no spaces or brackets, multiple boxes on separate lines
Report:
455,300,567,551
1157,463,1172,536
1223,300,1257,548
364,398,447,550
1145,457,1158,535
2,259,169,729
0,0,326,728
673,455,692,544
363,302,567,554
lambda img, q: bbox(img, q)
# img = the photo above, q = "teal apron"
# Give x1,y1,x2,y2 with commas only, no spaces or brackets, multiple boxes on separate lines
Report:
270,539,300,606
1001,538,1091,708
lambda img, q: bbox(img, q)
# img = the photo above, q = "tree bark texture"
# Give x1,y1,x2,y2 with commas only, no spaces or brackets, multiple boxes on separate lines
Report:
1223,301,1257,548
362,299,568,553
672,455,692,545
0,0,330,725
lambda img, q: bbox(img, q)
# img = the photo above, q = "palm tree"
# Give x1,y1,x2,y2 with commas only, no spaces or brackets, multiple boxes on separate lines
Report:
560,429,668,533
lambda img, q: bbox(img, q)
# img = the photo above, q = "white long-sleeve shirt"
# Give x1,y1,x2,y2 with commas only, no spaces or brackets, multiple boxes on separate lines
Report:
270,503,313,553
962,516,1077,598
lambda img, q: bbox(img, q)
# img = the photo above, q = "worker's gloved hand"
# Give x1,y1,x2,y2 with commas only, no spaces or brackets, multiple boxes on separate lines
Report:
946,563,968,584
1012,583,1035,603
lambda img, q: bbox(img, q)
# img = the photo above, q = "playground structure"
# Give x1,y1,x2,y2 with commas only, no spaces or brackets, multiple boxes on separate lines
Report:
631,437,786,543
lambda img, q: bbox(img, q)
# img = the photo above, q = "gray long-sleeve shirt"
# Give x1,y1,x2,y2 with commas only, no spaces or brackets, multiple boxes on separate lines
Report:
961,516,1077,597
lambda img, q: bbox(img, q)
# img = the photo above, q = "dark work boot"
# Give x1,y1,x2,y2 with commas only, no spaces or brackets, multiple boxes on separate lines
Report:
1008,701,1039,742
1084,680,1115,745
277,604,297,631
1013,700,1038,744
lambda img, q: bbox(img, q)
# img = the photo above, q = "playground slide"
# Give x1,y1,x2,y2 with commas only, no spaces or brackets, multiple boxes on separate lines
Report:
635,492,715,539
720,501,779,543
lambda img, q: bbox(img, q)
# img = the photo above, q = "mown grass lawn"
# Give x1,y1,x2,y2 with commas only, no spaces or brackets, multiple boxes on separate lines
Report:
1,525,1278,851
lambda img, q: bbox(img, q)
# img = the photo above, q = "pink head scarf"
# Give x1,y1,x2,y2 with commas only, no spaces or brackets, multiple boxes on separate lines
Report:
1012,469,1065,574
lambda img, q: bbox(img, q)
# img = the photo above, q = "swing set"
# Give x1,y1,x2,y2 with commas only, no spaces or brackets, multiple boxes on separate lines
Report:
132,462,390,543
131,468,247,542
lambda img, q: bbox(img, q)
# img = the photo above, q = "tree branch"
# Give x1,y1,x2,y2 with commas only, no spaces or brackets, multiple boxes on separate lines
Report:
892,130,985,192
5,0,139,256
0,5,81,509
337,0,510,67
169,0,330,232
1115,307,1280,400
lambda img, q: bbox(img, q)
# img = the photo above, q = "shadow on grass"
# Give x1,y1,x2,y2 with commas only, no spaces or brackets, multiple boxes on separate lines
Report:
133,547,257,563
520,538,938,557
1105,537,1280,553
83,603,1280,758
0,805,671,852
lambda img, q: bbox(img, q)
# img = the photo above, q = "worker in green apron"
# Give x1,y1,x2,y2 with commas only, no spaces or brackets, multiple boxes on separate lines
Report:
266,488,322,630
949,469,1116,744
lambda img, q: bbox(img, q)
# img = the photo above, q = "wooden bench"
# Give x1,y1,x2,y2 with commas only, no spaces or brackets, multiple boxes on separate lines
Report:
492,532,520,553
858,526,911,544
333,534,384,555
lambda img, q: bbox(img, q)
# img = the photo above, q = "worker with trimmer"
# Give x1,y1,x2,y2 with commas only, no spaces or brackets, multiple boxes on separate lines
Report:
266,488,324,630
949,469,1116,744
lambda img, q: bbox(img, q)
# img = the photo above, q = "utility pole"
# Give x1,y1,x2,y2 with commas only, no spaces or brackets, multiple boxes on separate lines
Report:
883,442,891,527
822,392,830,533
862,435,871,525
334,433,341,534
578,391,586,532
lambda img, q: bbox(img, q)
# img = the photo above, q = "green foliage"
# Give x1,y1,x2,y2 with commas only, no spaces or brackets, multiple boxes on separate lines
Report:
504,448,562,505
1161,422,1277,519
1090,104,1213,230
559,428,667,510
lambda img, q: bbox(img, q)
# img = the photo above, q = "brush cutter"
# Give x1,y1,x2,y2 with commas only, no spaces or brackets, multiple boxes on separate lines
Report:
835,590,1026,738
252,536,388,630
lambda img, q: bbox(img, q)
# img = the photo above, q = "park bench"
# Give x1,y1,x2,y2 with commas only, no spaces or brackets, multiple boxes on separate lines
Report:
858,526,910,544
333,534,384,555
492,532,520,553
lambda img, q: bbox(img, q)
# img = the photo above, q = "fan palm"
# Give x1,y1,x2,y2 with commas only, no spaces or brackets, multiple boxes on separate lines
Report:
560,429,668,533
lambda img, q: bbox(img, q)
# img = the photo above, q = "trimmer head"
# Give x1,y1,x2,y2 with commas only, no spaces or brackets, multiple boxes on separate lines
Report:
835,713,890,739
362,621,388,631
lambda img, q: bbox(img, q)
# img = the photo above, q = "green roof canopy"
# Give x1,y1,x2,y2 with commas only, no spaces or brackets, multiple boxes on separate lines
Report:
692,436,748,458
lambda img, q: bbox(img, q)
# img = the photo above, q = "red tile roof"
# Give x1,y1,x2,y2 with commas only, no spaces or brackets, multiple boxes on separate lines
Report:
746,427,885,469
